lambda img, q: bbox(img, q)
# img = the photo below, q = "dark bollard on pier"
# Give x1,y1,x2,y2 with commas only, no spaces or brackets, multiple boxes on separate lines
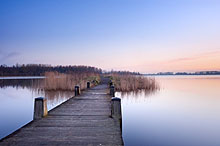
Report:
34,97,48,120
87,82,90,88
110,85,115,97
111,97,122,131
111,97,121,118
75,85,80,96
109,81,113,87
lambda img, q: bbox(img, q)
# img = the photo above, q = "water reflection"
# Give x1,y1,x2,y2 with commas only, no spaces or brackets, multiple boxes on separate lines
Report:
117,88,159,102
118,75,220,146
44,90,74,110
0,78,75,139
0,79,74,110
0,79,44,89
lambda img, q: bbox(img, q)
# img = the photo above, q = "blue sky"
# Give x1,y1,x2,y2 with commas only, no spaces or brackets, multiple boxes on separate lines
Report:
1,0,220,73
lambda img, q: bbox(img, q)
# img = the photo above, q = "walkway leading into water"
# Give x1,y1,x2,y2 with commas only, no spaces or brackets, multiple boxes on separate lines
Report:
0,78,123,146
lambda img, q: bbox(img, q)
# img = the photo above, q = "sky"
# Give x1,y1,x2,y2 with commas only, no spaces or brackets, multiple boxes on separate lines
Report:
0,0,220,73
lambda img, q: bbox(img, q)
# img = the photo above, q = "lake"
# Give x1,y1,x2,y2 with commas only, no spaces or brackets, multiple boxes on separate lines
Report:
0,75,220,146
0,77,74,140
117,75,220,146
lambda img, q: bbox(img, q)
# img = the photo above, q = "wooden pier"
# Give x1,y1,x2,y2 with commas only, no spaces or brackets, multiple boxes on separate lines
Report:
0,78,123,146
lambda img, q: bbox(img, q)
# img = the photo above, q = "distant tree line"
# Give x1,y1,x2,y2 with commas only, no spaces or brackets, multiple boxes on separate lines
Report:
147,71,220,76
106,70,140,75
0,64,102,76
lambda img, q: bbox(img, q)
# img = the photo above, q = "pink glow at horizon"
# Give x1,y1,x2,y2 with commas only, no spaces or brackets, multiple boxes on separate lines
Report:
1,0,220,73
103,49,220,73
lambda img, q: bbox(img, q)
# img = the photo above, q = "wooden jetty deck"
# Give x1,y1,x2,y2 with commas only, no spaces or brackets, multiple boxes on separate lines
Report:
0,78,123,146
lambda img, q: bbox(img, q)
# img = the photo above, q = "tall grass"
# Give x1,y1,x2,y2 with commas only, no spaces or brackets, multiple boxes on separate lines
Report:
110,74,159,92
44,72,100,91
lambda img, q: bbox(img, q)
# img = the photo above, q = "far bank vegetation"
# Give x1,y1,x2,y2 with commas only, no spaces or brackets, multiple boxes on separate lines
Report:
109,74,158,92
44,72,100,91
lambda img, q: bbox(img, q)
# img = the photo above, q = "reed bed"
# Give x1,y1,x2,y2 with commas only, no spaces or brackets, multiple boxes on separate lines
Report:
110,74,159,92
44,72,100,91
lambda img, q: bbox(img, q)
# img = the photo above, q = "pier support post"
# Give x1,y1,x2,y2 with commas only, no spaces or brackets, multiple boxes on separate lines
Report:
87,82,90,88
34,97,48,120
111,97,122,130
110,85,115,97
75,85,80,96
109,81,113,87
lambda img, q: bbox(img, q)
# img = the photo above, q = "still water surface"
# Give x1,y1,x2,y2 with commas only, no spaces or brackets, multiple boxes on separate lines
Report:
117,75,220,146
0,78,74,139
0,75,220,146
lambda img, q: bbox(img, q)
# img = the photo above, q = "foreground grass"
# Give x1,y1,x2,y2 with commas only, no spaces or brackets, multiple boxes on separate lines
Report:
44,72,100,91
109,74,159,92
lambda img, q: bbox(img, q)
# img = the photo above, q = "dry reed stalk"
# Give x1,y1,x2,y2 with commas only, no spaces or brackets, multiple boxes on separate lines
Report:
110,74,159,92
44,72,100,91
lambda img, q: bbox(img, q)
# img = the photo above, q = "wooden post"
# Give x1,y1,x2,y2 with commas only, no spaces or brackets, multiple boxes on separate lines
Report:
109,81,113,87
111,97,122,130
110,85,115,97
34,97,48,120
87,82,90,88
75,85,80,96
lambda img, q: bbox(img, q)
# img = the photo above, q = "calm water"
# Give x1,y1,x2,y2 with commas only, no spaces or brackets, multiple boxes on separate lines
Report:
1,75,220,146
0,77,74,140
117,75,220,146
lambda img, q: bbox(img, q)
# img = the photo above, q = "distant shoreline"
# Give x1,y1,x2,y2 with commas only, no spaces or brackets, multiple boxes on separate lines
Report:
144,74,220,76
1,74,220,80
144,71,220,76
0,76,45,80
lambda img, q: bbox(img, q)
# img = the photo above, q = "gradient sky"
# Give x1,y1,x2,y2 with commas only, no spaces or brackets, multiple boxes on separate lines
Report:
1,0,220,73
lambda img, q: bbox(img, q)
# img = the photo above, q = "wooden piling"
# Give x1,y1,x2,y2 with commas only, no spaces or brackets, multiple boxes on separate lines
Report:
109,81,113,87
111,97,121,118
34,97,48,120
87,82,90,88
75,85,80,96
111,97,122,131
110,85,115,97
